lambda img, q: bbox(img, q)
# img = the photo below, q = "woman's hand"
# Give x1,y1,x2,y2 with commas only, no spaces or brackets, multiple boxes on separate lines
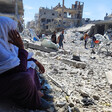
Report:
8,30,24,49
35,61,45,74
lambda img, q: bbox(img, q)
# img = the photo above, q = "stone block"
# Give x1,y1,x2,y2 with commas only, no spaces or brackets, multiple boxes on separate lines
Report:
61,58,86,69
105,71,112,89
24,42,57,53
35,51,43,56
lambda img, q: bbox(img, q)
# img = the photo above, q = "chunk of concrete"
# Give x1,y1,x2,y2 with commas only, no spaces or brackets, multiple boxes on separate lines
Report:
24,42,57,53
105,71,112,89
102,108,112,112
61,58,86,69
72,55,81,61
93,94,100,100
35,51,43,56
56,101,66,107
80,90,89,97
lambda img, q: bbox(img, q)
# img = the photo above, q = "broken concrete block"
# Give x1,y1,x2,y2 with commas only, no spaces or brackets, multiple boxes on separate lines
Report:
49,52,57,57
23,42,29,49
105,71,112,89
61,58,86,69
93,94,100,100
64,50,71,55
72,107,81,112
35,51,43,56
80,90,89,97
102,108,112,112
69,103,74,107
25,43,57,53
72,55,81,61
56,101,66,107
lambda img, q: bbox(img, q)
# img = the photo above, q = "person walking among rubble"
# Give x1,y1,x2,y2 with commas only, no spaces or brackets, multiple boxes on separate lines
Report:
91,34,96,48
58,30,65,49
84,33,89,49
51,31,57,44
0,16,52,110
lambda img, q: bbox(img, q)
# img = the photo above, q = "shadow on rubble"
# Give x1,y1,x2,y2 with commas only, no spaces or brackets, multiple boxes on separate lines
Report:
38,72,57,112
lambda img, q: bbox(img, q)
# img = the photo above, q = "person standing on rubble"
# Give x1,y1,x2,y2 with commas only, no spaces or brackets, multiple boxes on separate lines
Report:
84,33,89,49
58,30,65,49
51,31,57,44
91,34,96,48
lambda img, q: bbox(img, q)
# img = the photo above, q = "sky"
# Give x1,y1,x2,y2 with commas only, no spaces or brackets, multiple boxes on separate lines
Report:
23,0,112,24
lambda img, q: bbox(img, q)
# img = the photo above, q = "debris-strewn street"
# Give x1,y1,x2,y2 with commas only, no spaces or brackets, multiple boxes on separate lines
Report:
1,0,112,111
23,27,112,112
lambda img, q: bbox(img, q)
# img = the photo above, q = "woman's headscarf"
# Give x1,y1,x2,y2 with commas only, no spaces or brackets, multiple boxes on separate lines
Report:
0,17,37,74
0,16,20,74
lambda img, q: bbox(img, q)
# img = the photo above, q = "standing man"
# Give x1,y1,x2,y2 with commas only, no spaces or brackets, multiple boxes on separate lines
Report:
51,31,57,44
83,33,89,49
91,34,96,48
58,30,64,49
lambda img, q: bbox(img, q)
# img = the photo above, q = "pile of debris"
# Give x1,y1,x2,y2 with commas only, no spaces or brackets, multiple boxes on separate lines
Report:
1,24,112,112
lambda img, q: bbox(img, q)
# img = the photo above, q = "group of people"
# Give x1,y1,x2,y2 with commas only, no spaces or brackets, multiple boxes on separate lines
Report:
83,33,97,49
0,16,54,110
51,30,65,49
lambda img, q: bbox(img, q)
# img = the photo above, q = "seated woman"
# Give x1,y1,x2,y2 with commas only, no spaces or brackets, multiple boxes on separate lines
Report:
0,16,51,110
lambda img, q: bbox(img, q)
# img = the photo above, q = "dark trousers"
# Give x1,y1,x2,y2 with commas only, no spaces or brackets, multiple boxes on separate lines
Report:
84,40,87,48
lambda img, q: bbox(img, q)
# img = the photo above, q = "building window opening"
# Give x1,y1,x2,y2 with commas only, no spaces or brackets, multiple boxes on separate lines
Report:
52,13,55,16
59,14,61,17
67,13,71,18
47,19,51,23
41,18,46,22
46,26,48,29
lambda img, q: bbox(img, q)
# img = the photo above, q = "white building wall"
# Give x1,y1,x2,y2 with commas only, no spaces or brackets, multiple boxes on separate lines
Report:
39,8,58,19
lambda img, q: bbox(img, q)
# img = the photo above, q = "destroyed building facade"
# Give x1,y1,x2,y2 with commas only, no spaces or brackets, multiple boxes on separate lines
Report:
0,0,24,31
35,13,39,28
37,1,84,34
104,13,112,20
26,20,36,29
89,13,112,36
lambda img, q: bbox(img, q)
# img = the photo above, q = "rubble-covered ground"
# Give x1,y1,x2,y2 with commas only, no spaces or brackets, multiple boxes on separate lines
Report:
24,27,112,112
1,26,112,112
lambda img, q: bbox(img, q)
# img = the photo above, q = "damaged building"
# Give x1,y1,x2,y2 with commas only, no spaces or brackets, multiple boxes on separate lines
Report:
88,13,112,36
37,1,84,34
93,20,112,35
0,0,24,31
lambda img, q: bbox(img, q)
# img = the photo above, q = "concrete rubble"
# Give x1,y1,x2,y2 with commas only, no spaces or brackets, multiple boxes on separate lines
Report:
105,71,112,89
1,0,112,112
1,25,112,112
20,26,112,112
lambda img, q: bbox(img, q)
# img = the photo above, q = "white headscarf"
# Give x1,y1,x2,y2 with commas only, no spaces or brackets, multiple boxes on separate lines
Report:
0,16,20,74
0,16,36,74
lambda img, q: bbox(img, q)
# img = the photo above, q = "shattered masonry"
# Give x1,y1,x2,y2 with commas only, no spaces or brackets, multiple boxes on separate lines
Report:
37,1,84,34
